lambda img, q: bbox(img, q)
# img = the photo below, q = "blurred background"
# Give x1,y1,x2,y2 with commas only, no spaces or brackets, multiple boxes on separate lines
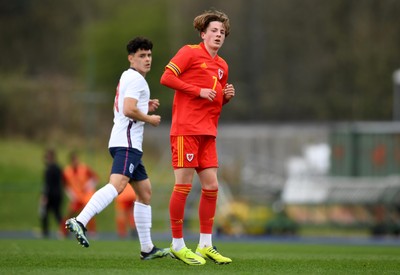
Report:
1,0,400,239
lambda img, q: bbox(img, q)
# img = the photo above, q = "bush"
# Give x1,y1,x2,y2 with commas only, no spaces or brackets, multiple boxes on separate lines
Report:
0,75,110,145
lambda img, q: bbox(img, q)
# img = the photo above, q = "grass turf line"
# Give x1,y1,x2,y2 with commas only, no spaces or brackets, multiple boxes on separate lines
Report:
1,239,400,274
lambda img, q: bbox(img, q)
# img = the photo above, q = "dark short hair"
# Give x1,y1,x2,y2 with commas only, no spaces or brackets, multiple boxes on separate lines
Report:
126,37,153,54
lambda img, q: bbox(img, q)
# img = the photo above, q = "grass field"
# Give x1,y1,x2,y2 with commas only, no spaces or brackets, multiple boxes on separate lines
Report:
2,138,399,274
1,238,399,274
0,138,174,233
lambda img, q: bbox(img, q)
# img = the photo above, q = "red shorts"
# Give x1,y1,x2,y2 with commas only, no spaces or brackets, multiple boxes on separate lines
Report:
170,135,218,170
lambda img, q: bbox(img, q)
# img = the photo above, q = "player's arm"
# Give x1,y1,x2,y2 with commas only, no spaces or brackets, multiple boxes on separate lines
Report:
123,97,161,127
160,68,200,96
160,46,201,96
161,68,217,101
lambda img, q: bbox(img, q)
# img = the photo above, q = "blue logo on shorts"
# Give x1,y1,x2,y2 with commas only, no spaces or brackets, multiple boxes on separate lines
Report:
129,163,134,174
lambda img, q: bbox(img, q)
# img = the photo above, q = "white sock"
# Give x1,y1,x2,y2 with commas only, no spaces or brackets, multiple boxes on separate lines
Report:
134,202,154,253
172,238,186,251
199,233,212,248
76,183,118,226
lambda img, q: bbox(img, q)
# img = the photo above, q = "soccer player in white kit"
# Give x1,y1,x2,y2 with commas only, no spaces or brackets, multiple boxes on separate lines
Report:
66,37,169,260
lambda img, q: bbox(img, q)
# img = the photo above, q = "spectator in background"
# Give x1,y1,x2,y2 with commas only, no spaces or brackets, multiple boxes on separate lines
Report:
115,183,136,238
39,148,63,238
62,151,98,236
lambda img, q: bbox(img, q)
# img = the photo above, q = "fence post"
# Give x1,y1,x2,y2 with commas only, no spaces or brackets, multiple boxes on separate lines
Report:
393,69,400,121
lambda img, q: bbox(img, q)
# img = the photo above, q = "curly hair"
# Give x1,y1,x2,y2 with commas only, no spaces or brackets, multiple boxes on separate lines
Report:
193,9,230,37
126,37,153,54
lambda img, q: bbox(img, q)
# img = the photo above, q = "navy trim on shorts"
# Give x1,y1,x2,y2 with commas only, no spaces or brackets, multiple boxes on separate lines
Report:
109,147,148,181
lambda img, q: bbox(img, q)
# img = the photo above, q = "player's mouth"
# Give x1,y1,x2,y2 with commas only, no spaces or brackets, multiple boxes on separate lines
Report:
214,39,222,46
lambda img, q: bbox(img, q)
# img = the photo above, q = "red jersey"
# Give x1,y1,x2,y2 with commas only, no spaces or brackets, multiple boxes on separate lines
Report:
161,42,229,137
63,164,98,203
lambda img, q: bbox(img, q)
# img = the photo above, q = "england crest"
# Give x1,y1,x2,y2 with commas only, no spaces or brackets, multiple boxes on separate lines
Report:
129,163,135,173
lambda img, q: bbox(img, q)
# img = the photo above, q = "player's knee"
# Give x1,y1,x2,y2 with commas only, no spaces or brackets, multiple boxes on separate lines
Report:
110,179,129,194
202,181,218,190
135,190,151,204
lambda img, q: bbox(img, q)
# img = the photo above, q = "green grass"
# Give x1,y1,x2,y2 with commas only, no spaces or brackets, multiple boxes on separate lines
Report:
0,138,174,233
1,139,400,274
1,239,399,274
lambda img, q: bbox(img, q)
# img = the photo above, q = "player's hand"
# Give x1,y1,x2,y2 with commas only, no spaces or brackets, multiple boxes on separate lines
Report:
148,114,161,127
200,88,217,102
149,99,160,112
223,83,235,101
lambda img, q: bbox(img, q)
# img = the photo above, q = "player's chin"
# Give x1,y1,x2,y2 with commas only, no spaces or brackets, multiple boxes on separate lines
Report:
142,65,151,71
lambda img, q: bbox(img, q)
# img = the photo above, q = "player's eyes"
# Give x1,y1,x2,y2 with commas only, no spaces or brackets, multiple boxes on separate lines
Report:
211,28,225,35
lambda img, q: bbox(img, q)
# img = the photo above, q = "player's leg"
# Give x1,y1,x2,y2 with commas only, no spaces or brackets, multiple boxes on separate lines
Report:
168,135,205,265
66,176,125,247
132,181,170,260
66,147,131,247
169,167,194,248
169,168,205,265
194,137,232,264
83,194,97,236
131,162,169,260
195,168,231,264
65,175,123,247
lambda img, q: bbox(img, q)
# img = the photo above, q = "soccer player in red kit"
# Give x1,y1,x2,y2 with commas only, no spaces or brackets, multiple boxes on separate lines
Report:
160,9,235,265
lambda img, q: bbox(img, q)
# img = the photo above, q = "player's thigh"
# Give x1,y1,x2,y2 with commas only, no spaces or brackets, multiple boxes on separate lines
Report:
174,167,196,184
109,173,130,194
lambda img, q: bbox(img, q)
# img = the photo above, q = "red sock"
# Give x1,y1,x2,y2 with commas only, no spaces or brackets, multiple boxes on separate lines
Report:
169,184,192,238
199,189,218,234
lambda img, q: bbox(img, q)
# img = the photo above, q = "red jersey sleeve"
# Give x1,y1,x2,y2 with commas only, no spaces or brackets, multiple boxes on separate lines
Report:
160,69,201,97
160,45,201,97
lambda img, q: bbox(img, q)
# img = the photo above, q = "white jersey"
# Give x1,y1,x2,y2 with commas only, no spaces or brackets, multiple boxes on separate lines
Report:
108,68,150,151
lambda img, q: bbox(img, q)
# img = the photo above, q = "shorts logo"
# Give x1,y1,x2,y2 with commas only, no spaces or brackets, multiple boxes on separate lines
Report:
129,163,134,173
186,153,194,162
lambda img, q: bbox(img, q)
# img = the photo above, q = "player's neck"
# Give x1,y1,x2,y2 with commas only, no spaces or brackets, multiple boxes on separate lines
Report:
204,45,218,58
130,67,147,77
